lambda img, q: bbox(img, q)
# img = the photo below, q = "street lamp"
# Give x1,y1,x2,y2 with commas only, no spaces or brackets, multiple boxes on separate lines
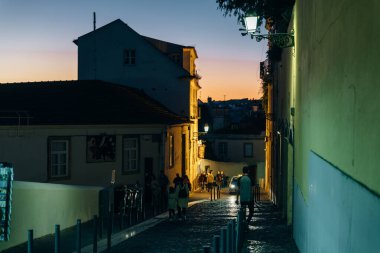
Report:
204,123,209,133
243,14,294,48
194,123,209,139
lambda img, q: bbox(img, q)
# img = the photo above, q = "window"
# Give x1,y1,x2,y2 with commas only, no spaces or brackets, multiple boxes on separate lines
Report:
169,134,174,167
48,137,70,179
218,142,228,160
123,49,136,65
244,143,253,157
123,136,139,174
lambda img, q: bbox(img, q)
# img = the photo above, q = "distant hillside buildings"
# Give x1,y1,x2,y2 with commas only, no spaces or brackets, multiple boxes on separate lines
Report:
199,97,265,135
199,97,265,167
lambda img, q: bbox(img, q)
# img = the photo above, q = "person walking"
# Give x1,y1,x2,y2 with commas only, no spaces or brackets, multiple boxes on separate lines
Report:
159,170,169,210
182,175,191,191
198,173,205,191
221,170,226,187
173,173,182,188
150,175,161,215
168,186,177,221
236,166,254,224
206,170,214,192
216,171,223,189
176,177,190,220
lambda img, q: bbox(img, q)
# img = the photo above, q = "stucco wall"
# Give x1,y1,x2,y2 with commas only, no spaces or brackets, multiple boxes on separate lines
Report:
278,0,380,251
209,134,265,165
293,151,380,252
77,20,190,118
165,125,191,185
0,125,166,187
292,0,380,199
0,181,101,251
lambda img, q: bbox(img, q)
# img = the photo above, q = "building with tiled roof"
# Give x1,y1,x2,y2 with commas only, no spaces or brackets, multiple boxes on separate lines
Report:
0,80,188,125
74,19,201,182
0,80,191,187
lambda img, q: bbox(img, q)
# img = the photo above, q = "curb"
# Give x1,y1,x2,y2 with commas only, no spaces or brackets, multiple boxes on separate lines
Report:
75,199,209,253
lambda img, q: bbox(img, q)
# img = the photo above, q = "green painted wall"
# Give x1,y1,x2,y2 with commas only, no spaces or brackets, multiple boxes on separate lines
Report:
0,181,101,251
287,0,380,198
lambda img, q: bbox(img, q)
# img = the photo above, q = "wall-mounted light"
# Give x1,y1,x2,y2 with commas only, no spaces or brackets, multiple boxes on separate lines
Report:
194,123,209,140
243,14,294,48
244,16,259,34
204,123,209,133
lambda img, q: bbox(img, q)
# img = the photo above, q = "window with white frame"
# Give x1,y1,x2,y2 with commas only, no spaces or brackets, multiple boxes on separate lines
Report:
123,137,138,173
244,143,253,157
169,134,174,167
123,49,136,65
49,138,69,179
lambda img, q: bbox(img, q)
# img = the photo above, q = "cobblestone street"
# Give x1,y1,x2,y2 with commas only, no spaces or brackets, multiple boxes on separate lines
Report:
106,191,299,253
3,191,299,253
244,200,299,253
107,192,239,253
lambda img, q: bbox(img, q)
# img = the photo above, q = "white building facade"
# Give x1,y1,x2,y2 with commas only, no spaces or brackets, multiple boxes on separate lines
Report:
74,19,201,182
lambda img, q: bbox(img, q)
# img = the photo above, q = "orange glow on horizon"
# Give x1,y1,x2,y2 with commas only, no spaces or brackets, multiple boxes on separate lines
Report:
0,51,76,84
197,57,262,101
0,51,262,101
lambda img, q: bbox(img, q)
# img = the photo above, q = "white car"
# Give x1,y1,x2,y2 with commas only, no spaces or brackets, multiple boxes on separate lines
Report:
228,176,241,194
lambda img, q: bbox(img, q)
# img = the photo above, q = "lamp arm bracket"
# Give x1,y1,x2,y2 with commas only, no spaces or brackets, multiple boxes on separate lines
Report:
250,30,295,48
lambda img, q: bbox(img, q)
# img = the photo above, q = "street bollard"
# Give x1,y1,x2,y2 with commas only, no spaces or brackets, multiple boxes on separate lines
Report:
27,229,33,253
213,235,220,253
76,219,82,253
119,213,122,231
220,228,227,253
236,211,242,252
111,203,115,233
204,246,211,253
121,212,124,230
143,203,146,220
54,224,60,253
98,215,103,238
231,220,236,253
226,221,232,253
107,210,112,250
99,216,103,239
93,215,98,253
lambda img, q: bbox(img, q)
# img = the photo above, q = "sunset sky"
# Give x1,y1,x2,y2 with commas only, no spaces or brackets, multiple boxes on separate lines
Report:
0,0,266,101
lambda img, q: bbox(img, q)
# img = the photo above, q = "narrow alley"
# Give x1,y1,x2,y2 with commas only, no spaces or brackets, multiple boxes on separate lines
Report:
3,191,298,253
102,191,299,253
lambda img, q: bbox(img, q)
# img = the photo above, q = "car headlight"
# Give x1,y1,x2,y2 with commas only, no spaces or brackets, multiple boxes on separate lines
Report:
230,185,235,189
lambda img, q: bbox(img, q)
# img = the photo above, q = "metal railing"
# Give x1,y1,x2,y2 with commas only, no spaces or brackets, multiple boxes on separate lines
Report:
26,184,155,253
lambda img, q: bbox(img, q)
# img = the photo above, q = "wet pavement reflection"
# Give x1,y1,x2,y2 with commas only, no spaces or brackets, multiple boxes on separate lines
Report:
244,199,299,253
108,191,299,253
108,192,238,253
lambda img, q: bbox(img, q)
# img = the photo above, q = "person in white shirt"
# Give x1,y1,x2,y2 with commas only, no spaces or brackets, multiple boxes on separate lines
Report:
206,170,214,192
